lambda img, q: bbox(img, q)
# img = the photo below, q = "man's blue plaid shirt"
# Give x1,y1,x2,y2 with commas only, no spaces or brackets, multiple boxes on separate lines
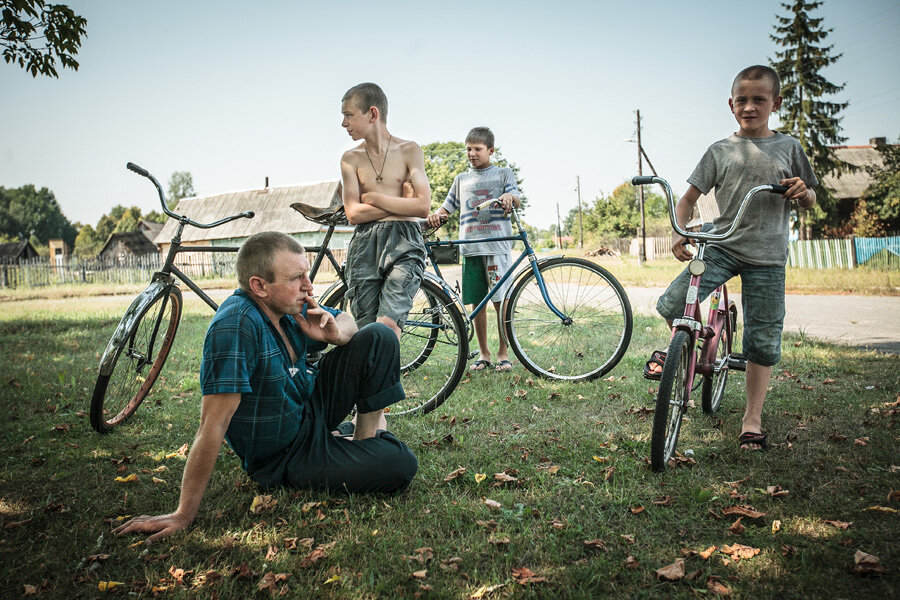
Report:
200,289,338,473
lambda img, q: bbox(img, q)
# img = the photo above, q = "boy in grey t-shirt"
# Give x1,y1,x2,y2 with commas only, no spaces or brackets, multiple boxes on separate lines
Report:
648,65,818,451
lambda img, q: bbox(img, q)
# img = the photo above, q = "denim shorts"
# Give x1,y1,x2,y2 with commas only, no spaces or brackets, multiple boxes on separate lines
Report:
655,246,786,367
345,220,426,329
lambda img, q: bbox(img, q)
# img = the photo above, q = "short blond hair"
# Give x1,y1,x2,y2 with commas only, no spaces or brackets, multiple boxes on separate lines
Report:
236,231,305,292
732,65,781,97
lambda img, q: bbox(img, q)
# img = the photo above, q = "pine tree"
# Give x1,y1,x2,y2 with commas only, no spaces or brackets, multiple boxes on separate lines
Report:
770,0,852,239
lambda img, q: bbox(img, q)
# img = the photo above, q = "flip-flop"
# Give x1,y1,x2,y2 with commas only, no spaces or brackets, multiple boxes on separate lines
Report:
469,359,492,371
738,431,768,450
494,360,513,372
334,421,355,437
643,350,666,381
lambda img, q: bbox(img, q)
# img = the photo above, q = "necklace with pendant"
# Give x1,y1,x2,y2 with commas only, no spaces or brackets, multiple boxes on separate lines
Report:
364,136,392,183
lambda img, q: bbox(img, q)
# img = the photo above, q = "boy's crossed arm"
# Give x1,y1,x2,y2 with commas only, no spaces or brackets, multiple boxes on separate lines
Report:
341,144,431,225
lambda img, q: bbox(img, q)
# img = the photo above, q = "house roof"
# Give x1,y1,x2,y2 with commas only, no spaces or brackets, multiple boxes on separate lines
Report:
821,145,892,200
99,231,160,256
154,181,343,244
0,240,36,260
138,219,163,241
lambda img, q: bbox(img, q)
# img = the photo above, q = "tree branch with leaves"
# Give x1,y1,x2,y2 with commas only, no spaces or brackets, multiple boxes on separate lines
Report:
1,0,87,78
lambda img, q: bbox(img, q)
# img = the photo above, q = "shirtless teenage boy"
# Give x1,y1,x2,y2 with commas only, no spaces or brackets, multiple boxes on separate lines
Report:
339,82,431,338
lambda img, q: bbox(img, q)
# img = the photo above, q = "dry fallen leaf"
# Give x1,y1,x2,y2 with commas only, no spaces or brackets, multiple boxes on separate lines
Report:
444,467,466,482
824,520,852,529
721,543,760,560
853,550,887,575
411,569,427,579
630,506,645,515
624,555,639,570
114,473,139,483
474,473,487,483
97,581,124,591
652,496,672,506
22,585,37,596
493,472,518,484
766,485,790,498
249,495,277,514
707,576,731,596
722,505,766,519
729,517,745,535
583,539,606,550
699,545,717,560
864,505,898,514
655,559,685,581
484,498,502,509
511,566,547,584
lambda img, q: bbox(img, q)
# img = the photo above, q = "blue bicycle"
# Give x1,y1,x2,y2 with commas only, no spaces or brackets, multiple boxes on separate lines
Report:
318,199,633,415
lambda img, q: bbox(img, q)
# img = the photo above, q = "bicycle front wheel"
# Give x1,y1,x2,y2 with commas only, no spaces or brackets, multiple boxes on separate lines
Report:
90,287,182,433
321,279,468,416
701,301,737,414
651,329,691,471
503,257,632,381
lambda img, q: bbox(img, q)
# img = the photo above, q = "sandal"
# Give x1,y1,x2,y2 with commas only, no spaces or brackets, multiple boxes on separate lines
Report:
738,431,768,451
494,360,513,372
469,359,492,371
334,421,355,437
643,350,666,381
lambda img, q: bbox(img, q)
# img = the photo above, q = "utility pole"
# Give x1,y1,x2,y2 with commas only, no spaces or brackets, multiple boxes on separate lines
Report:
636,109,647,266
556,203,563,250
576,175,583,249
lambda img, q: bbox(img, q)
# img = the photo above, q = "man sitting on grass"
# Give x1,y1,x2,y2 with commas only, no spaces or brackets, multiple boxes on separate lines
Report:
114,231,417,544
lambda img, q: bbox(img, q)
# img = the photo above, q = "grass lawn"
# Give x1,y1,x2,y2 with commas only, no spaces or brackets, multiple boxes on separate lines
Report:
0,291,897,599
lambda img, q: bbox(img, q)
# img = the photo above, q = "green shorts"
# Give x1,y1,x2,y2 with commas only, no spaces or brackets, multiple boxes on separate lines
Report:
461,254,512,305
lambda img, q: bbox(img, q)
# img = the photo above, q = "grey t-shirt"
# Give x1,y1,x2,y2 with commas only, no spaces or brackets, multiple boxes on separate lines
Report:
441,165,520,256
688,133,818,266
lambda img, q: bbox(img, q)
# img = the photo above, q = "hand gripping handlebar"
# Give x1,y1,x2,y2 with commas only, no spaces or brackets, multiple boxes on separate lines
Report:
631,176,790,243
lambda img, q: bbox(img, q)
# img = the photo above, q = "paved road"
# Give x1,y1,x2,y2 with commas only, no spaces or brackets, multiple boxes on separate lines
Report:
175,280,900,355
626,286,900,355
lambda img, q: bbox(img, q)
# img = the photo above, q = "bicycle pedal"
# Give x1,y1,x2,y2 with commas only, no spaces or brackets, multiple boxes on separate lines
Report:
467,351,479,360
726,353,747,371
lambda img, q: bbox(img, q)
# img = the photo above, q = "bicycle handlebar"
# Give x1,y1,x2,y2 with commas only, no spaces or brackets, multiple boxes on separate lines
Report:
126,162,255,229
631,175,789,243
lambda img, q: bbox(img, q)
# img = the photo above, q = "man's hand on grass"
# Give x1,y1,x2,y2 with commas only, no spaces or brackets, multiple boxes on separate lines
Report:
113,512,191,545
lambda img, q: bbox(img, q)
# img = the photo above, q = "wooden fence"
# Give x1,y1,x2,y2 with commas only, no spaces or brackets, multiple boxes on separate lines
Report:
0,249,346,290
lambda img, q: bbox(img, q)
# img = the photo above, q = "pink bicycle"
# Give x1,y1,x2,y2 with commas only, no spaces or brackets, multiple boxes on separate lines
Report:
632,175,788,471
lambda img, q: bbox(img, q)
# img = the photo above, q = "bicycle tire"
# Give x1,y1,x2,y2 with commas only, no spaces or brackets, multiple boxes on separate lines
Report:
320,279,468,416
90,286,182,433
701,301,737,414
503,257,632,381
651,329,691,471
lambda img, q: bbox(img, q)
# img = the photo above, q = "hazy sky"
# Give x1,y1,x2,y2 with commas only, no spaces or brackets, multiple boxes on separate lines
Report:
2,0,898,230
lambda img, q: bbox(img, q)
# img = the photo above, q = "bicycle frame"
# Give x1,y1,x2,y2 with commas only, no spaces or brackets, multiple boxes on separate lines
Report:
669,243,734,401
425,207,568,324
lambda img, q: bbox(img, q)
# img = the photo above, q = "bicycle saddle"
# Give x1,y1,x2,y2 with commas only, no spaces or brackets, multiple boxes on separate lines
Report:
290,196,349,226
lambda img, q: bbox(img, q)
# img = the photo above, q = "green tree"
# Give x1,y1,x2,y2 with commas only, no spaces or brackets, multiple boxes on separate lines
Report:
770,0,852,239
859,139,900,232
577,182,667,242
421,141,527,237
113,206,142,234
167,171,195,210
144,210,167,224
1,0,87,78
0,184,76,245
74,223,102,257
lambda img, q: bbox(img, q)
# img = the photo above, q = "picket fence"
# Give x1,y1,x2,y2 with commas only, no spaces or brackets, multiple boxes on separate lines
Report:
630,235,900,269
0,249,345,290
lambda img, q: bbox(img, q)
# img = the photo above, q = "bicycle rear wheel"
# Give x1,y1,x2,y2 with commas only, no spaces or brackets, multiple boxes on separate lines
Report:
320,279,468,416
651,329,691,471
503,257,632,381
701,301,737,414
91,286,182,433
